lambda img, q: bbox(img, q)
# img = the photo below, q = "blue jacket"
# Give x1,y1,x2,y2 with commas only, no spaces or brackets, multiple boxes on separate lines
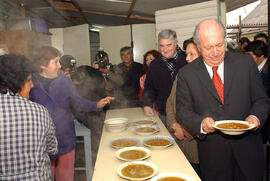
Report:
30,74,99,157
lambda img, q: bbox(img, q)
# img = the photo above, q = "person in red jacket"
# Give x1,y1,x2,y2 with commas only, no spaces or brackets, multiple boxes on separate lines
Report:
139,49,161,101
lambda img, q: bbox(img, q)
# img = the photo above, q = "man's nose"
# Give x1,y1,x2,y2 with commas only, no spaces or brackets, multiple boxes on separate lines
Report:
162,47,167,53
212,47,218,56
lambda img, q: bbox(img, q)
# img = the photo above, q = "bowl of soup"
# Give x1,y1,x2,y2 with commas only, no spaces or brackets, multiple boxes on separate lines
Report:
117,161,158,180
150,172,195,181
110,137,140,149
143,136,175,148
133,125,160,136
132,117,157,126
116,146,151,161
213,120,255,135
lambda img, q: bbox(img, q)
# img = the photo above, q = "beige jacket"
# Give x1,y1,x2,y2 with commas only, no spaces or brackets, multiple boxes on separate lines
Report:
166,75,199,164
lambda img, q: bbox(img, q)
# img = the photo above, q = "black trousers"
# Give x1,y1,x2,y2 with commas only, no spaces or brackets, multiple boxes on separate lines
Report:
199,139,263,181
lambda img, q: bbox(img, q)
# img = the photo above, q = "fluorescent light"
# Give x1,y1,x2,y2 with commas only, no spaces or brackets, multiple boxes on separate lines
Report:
90,28,100,32
104,0,131,4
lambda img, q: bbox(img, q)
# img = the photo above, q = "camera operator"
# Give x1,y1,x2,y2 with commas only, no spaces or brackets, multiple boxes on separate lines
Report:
92,49,112,74
60,55,77,77
92,49,125,109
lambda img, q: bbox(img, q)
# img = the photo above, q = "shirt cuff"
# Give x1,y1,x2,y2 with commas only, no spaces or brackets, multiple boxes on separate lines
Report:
200,122,207,134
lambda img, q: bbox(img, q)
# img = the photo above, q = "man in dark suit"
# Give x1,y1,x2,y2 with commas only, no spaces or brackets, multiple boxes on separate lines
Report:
176,19,269,181
142,29,186,124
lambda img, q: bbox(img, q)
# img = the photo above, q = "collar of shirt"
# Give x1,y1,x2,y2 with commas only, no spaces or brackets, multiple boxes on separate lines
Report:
258,58,267,72
204,60,224,83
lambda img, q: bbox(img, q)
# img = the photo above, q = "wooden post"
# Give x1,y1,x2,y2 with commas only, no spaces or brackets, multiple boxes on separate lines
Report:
237,15,242,43
20,4,26,18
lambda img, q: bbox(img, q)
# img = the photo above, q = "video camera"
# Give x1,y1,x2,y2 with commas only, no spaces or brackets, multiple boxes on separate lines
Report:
96,47,112,69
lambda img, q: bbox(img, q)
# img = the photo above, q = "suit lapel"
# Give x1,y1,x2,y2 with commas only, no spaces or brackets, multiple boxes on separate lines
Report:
224,53,234,100
195,57,221,102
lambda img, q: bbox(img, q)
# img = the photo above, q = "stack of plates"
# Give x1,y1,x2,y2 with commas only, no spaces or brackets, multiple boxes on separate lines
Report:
104,117,129,133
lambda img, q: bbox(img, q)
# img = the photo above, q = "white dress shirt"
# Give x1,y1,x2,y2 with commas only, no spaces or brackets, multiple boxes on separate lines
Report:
201,61,224,134
204,61,224,83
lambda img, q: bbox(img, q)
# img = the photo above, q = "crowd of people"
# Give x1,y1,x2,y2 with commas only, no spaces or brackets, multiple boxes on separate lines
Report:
0,18,269,181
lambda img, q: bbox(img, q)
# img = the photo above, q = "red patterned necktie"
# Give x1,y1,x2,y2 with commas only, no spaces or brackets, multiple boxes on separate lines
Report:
212,66,224,104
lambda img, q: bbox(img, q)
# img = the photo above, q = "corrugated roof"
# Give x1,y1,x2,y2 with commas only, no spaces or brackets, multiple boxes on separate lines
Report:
229,0,267,35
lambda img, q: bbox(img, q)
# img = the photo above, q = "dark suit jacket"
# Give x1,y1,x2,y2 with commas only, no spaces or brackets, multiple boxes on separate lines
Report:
142,53,186,115
176,52,269,181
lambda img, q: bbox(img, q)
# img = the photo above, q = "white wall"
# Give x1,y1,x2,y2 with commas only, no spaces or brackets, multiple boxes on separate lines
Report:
155,0,226,49
132,24,156,62
100,24,156,64
63,24,91,66
100,25,131,65
50,28,63,53
50,24,91,66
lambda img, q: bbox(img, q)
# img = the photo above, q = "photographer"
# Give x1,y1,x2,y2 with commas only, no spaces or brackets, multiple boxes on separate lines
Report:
60,55,77,77
92,49,125,109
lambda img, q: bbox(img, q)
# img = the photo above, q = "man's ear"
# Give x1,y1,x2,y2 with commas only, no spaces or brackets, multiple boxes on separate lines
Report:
197,46,202,53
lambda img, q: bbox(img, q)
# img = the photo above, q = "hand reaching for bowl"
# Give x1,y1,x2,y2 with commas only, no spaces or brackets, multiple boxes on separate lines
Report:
202,117,216,133
97,96,115,108
143,106,155,117
171,122,185,140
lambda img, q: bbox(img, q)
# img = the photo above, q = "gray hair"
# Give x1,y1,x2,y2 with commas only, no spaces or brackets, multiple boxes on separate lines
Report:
158,29,177,42
120,46,133,56
193,19,226,46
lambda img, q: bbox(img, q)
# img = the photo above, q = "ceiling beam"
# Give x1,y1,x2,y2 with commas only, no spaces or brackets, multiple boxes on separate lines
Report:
66,16,85,22
53,1,155,22
70,0,92,26
125,0,136,21
42,0,76,25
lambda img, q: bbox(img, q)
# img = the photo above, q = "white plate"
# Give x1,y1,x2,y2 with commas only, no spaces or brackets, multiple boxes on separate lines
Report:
132,125,160,136
117,161,158,180
132,117,157,126
110,137,140,149
150,172,195,181
143,136,175,148
213,120,255,135
116,146,151,161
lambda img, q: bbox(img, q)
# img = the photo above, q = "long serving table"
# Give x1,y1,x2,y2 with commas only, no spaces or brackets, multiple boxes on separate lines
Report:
92,107,201,181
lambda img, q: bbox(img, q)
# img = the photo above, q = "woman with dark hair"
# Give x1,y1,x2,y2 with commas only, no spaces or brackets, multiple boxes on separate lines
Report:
0,54,58,180
29,46,114,181
166,38,201,176
182,38,200,63
139,50,161,100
